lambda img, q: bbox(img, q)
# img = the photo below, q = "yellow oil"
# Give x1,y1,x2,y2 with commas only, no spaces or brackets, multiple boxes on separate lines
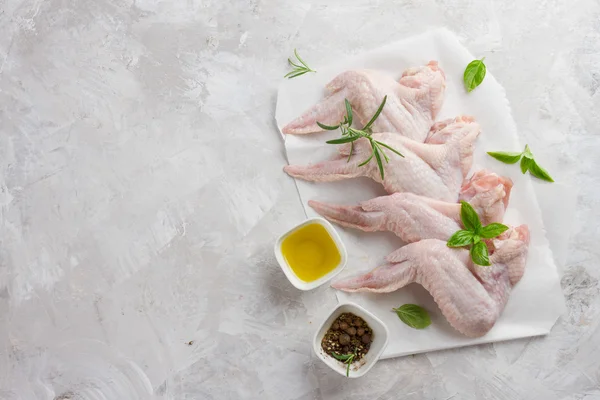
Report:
281,223,341,282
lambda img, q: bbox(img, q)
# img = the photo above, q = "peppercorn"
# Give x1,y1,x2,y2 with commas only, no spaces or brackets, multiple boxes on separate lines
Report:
339,333,351,345
361,334,371,344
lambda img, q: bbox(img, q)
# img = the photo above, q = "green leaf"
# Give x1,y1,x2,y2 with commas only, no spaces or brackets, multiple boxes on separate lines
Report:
358,154,373,167
326,136,359,144
487,151,522,164
520,156,532,174
363,95,387,130
375,141,405,158
447,230,475,247
373,142,385,180
347,142,354,163
316,121,340,130
284,70,309,79
284,49,316,79
473,234,481,244
480,223,509,239
522,144,533,159
287,58,301,68
463,58,487,93
327,96,388,180
470,241,491,266
346,127,364,136
528,159,554,182
294,48,309,69
331,352,353,362
344,99,353,126
486,144,554,183
460,201,482,232
377,142,390,163
393,304,432,329
332,351,356,377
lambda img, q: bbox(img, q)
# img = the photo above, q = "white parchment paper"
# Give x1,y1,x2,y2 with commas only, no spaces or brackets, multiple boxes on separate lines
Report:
276,29,570,358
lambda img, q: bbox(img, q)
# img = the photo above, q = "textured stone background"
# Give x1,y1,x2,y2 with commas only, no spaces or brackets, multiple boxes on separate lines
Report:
1,0,599,399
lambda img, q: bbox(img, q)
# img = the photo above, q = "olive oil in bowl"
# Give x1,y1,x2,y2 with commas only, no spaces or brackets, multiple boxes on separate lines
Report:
275,218,347,290
281,222,341,282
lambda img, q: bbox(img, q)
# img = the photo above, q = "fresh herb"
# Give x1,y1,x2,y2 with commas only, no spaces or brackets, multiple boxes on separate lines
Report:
463,58,487,93
447,201,509,266
321,313,372,375
486,151,522,164
284,49,316,79
487,144,554,182
470,241,490,266
318,95,404,180
393,304,431,329
332,348,358,377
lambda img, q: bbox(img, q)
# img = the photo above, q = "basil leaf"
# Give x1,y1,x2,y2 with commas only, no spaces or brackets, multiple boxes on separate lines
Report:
317,121,341,131
447,230,475,247
480,223,509,239
520,156,532,174
460,201,482,232
522,144,534,159
528,159,554,182
470,241,491,266
393,304,431,329
487,151,522,164
463,58,487,93
326,136,359,144
473,234,481,244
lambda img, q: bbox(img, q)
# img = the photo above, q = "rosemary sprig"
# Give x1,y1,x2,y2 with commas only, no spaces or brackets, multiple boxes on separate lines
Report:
332,347,358,377
317,95,404,180
284,49,316,79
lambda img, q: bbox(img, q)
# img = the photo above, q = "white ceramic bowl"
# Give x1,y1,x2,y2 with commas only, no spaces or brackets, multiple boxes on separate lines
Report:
274,217,347,291
313,302,389,378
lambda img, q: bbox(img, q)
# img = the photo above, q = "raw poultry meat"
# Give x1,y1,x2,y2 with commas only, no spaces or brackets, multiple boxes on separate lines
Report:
459,169,513,224
332,225,531,337
284,116,480,201
282,61,446,142
308,169,512,243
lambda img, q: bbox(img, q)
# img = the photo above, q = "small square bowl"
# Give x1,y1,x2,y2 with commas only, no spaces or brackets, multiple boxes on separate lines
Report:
313,302,389,378
274,217,347,291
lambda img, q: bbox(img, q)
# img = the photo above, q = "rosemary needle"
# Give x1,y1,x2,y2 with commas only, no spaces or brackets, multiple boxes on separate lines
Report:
284,49,316,79
319,96,404,179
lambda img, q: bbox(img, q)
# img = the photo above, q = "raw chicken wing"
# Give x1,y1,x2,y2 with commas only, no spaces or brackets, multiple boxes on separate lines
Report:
309,169,512,243
332,225,530,337
284,116,480,201
282,61,446,142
